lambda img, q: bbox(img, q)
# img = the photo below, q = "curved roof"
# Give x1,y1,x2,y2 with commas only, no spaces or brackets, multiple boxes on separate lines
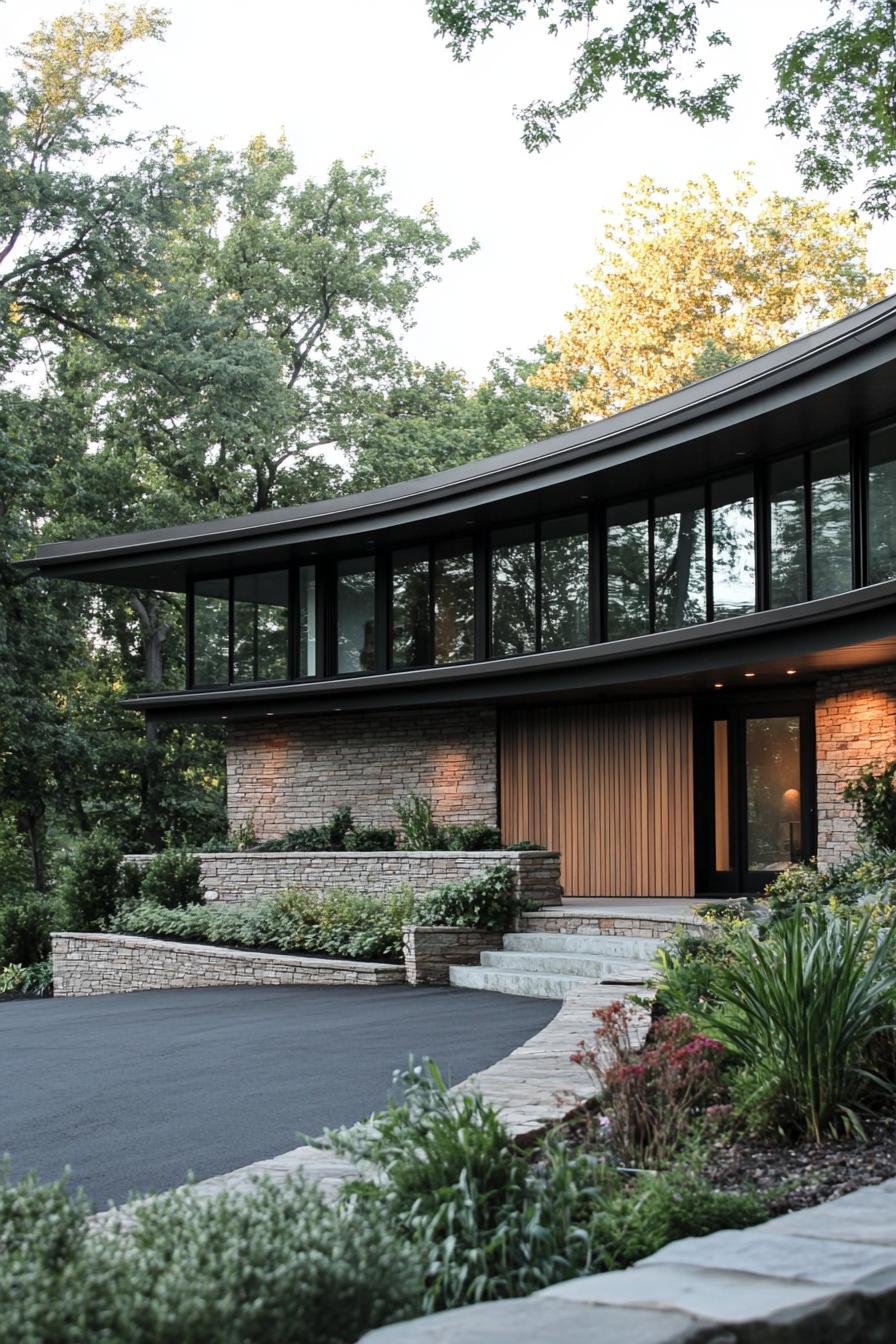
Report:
24,291,896,588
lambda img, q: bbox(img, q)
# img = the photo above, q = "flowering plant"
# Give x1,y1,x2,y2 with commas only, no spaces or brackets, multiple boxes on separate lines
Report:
571,1001,727,1169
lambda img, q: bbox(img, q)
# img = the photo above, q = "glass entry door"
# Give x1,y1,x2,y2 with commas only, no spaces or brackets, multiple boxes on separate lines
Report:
696,699,815,894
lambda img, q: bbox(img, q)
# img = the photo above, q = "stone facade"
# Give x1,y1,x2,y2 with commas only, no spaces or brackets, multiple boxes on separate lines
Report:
51,932,405,996
402,926,504,986
127,849,563,906
815,664,896,867
225,708,497,838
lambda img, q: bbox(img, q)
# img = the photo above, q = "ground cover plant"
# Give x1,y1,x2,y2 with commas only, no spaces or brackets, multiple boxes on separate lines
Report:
322,1059,765,1313
0,1165,421,1344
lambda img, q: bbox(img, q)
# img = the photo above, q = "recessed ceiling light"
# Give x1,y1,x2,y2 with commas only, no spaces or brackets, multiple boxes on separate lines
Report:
786,668,797,676
580,494,589,500
713,682,724,689
744,671,756,678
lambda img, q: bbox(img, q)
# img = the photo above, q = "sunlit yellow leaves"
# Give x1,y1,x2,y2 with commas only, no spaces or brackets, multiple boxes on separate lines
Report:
531,172,893,425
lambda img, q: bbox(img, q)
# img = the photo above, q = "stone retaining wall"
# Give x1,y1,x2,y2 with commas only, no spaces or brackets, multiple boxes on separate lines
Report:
127,849,562,907
402,925,503,986
226,708,497,837
51,933,405,996
520,910,703,938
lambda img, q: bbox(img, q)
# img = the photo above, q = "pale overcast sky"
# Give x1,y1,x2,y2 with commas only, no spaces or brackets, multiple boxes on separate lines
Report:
4,0,895,381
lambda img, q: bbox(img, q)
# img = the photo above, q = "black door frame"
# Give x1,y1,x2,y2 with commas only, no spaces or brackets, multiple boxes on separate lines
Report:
694,691,816,896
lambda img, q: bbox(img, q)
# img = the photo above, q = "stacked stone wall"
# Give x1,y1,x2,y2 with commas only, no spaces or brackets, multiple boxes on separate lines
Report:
51,933,405,996
815,665,896,867
225,708,497,838
402,926,504,985
126,849,563,907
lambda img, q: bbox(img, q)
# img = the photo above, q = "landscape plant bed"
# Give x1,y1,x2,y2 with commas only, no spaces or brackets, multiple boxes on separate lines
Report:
113,930,403,967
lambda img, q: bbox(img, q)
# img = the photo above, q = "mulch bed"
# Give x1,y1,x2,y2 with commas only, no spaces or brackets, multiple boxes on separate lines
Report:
700,1115,896,1215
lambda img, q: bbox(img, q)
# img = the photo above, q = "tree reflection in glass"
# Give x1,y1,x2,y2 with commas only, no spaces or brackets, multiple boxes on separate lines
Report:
607,500,649,640
711,475,755,619
434,540,474,664
868,424,896,583
541,515,589,650
337,557,376,673
193,578,230,685
653,487,706,630
391,546,430,668
768,457,806,607
490,525,536,656
810,441,852,597
232,571,289,682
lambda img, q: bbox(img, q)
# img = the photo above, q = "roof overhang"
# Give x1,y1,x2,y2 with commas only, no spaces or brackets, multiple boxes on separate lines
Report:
21,294,896,594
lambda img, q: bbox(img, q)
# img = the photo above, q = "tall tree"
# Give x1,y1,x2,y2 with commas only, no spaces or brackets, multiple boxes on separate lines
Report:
428,0,896,217
530,173,892,423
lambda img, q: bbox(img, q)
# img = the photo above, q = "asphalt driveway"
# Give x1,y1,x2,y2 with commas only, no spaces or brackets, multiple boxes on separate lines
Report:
1,984,555,1208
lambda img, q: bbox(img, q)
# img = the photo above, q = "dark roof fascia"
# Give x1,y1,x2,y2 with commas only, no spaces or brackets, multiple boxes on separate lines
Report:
124,577,896,721
24,295,896,580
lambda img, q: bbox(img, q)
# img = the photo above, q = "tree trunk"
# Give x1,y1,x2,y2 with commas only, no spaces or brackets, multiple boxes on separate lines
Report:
17,804,47,891
128,591,170,847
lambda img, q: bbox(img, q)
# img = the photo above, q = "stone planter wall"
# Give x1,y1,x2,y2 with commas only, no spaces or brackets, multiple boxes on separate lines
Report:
126,849,562,907
402,925,504,985
51,932,405,997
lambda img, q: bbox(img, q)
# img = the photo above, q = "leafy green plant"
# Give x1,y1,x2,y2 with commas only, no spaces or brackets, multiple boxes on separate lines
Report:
139,846,203,908
0,892,57,967
0,959,53,997
323,1060,765,1312
0,812,35,903
255,806,355,852
59,826,133,931
844,760,896,850
0,1163,421,1343
441,822,503,850
344,826,397,851
503,840,546,851
699,906,896,1141
395,794,443,849
413,864,518,930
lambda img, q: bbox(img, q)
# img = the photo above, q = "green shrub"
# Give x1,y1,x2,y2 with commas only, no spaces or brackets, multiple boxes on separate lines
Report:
344,826,397,851
441,822,503,850
503,840,546,851
395,794,442,849
0,1164,421,1343
0,892,57,967
413,864,518,930
324,1060,765,1312
0,812,34,902
698,906,896,1140
256,807,355,852
139,847,203,908
112,885,416,962
843,760,896,850
60,826,133,930
0,959,53,996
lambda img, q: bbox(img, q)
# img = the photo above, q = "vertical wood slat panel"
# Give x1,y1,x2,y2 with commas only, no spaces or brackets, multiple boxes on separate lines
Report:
499,699,695,897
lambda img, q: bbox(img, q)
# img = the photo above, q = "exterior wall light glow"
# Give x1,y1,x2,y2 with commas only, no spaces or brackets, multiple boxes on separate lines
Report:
786,668,797,675
744,672,756,678
713,682,724,688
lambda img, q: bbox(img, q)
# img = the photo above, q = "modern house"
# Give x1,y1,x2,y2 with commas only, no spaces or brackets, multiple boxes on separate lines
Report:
25,296,896,899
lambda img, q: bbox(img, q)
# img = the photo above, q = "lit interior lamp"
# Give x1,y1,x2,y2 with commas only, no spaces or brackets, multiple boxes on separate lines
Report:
783,787,801,862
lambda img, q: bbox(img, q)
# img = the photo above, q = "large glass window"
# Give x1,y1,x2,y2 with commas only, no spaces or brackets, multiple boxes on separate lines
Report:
232,571,289,682
541,515,590,650
297,564,317,678
768,456,807,608
490,524,536,656
337,557,376,674
653,487,706,630
868,423,896,583
711,474,755,619
392,546,430,668
192,577,230,685
434,539,475,664
810,441,852,597
606,500,649,640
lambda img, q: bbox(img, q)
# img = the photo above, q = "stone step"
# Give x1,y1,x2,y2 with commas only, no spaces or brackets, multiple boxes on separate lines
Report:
481,949,650,982
450,964,607,1000
502,931,663,961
